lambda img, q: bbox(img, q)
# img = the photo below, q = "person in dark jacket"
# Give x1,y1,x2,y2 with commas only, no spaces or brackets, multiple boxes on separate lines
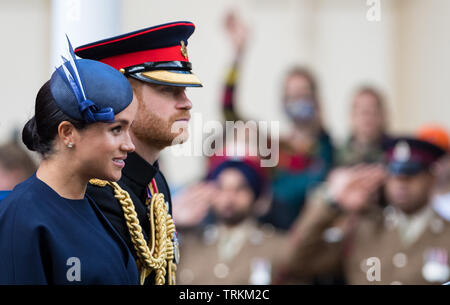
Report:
75,21,202,285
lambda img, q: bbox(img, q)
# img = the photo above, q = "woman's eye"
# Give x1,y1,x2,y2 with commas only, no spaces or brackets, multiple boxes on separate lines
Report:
111,126,122,134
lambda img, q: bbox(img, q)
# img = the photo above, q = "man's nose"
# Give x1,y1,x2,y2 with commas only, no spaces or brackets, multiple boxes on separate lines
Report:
176,91,192,110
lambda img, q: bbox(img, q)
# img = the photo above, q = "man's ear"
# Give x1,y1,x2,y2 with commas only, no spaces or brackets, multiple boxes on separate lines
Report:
57,121,76,148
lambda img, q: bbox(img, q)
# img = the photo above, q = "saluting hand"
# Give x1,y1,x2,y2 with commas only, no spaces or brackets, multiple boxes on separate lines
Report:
172,182,216,228
224,9,249,55
328,164,387,213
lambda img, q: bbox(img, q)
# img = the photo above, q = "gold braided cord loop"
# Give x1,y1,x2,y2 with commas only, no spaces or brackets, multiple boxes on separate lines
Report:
168,261,177,285
89,178,108,187
89,178,177,285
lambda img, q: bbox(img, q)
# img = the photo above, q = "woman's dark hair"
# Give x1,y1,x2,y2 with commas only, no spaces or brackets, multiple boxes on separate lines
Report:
22,80,88,157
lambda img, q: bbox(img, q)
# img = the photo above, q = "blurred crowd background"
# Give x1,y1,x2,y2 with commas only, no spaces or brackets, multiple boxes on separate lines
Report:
1,0,450,285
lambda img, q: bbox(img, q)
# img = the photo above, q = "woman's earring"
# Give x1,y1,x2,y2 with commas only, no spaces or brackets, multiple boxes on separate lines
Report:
68,142,73,148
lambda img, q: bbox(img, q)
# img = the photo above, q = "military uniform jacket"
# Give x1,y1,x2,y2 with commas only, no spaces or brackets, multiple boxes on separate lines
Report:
0,174,139,284
282,186,450,285
177,220,286,285
86,152,173,284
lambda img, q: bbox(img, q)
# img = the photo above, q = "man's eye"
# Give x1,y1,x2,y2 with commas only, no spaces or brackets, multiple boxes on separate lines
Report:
163,87,175,93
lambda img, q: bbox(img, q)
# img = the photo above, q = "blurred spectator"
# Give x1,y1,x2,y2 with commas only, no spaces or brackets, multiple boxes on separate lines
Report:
416,125,450,221
0,141,37,191
220,11,334,230
336,86,389,166
293,85,390,284
177,157,285,284
275,137,450,285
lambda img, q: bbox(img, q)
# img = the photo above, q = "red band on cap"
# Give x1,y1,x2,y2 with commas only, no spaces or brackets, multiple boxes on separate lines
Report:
99,45,189,70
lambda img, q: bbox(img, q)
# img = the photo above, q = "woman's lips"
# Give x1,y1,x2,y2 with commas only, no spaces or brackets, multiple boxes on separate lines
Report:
112,158,126,168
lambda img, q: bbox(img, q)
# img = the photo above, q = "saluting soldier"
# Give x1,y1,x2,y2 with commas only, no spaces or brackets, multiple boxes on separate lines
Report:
275,137,450,285
74,21,202,285
177,157,286,285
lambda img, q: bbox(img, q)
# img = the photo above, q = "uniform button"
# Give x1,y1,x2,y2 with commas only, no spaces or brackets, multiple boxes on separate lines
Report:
214,263,229,279
392,252,408,268
322,227,343,243
383,206,398,231
179,268,195,284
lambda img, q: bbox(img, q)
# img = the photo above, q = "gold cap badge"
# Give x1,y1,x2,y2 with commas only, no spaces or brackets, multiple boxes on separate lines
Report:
180,40,188,59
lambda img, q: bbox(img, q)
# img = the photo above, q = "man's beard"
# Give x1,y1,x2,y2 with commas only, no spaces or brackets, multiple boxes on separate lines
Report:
131,109,190,150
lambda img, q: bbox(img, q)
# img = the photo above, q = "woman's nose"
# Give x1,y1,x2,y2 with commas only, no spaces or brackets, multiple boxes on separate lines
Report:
121,134,135,153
